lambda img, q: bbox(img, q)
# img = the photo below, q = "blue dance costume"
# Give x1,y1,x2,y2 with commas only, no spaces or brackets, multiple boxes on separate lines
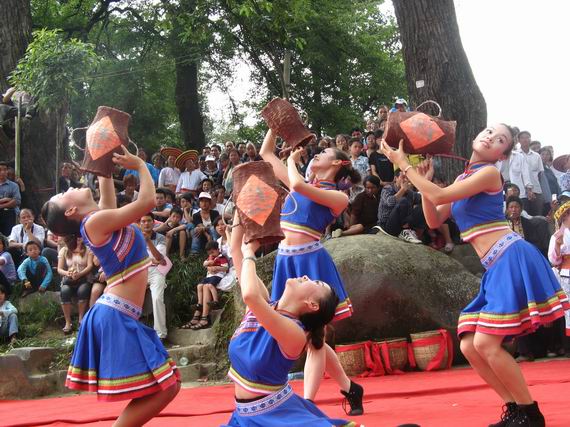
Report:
224,303,357,426
273,181,352,321
65,214,179,401
452,163,569,337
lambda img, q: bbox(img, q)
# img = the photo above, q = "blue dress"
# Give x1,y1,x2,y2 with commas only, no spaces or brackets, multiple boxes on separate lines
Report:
224,302,357,426
452,163,569,338
65,214,179,401
273,181,352,321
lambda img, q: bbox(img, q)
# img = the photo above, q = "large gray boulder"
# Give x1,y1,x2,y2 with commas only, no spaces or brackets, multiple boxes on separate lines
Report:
256,233,481,343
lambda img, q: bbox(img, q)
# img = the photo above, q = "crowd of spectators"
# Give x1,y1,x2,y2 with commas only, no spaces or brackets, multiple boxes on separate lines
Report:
0,102,569,356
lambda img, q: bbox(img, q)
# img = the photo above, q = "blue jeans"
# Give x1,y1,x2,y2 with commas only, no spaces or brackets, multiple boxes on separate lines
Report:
190,225,220,253
0,312,18,337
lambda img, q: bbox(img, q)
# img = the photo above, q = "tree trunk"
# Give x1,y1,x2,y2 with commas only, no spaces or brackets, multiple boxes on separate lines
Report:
0,0,64,214
392,0,487,182
174,59,206,151
0,0,32,92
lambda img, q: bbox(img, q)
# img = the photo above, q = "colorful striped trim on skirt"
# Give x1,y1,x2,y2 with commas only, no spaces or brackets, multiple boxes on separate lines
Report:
335,297,353,321
458,290,570,336
66,358,179,402
228,366,286,395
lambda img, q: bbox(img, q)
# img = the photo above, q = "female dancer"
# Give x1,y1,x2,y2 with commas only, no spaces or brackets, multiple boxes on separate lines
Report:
254,129,364,415
224,223,359,426
41,147,180,427
380,125,569,427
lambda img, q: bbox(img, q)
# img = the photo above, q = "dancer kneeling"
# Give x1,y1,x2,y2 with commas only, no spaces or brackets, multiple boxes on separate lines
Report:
381,125,569,427
42,147,180,427
223,224,360,427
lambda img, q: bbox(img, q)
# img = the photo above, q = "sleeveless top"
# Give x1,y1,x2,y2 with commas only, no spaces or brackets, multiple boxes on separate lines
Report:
280,180,337,240
228,302,305,395
451,163,509,242
80,213,150,289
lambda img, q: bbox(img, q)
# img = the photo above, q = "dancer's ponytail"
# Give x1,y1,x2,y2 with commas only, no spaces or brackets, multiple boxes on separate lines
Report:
299,287,339,349
332,149,362,186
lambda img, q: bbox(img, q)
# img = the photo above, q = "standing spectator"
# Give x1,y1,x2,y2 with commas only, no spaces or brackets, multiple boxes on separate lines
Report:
119,174,139,202
530,140,541,152
9,209,45,266
500,148,532,203
7,167,26,200
506,196,551,257
390,98,408,112
540,147,561,214
223,149,241,194
236,142,246,159
518,131,545,216
189,192,220,254
151,153,164,173
376,105,389,132
59,163,82,193
218,153,229,184
376,170,424,243
364,132,376,157
203,155,221,184
224,141,235,152
242,142,262,163
0,234,16,294
369,130,394,185
0,284,18,344
210,144,222,165
140,213,170,341
123,149,160,185
17,241,53,298
152,188,173,222
158,154,181,194
335,134,349,153
176,157,207,196
0,161,21,237
333,176,381,237
349,138,369,179
57,237,93,334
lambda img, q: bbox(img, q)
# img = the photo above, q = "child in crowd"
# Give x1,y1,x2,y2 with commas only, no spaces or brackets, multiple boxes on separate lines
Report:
182,241,228,330
153,188,173,222
0,234,17,295
0,284,17,344
155,207,187,258
17,241,52,298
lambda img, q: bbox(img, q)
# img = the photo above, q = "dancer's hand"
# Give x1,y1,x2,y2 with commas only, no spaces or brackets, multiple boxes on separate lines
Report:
416,156,434,181
288,147,303,164
241,237,260,258
380,139,408,169
113,146,144,170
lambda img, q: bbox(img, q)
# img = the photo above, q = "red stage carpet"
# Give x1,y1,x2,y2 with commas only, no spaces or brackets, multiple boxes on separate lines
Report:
4,359,570,427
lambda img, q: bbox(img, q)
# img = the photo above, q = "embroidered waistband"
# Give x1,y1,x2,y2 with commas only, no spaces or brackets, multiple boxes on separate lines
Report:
480,232,522,270
96,293,142,320
277,240,323,256
235,384,293,417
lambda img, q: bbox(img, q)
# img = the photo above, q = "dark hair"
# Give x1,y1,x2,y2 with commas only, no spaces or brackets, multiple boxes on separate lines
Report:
213,216,224,227
373,129,384,139
506,195,523,208
62,235,79,252
211,144,221,151
201,178,214,187
155,188,167,197
41,201,81,236
349,137,363,147
500,123,519,157
518,130,531,139
123,174,138,187
332,149,362,185
170,206,183,217
205,241,219,252
0,161,9,168
180,192,194,203
363,175,381,188
299,285,339,349
0,284,6,296
140,212,154,221
0,233,8,251
25,240,41,252
116,193,132,207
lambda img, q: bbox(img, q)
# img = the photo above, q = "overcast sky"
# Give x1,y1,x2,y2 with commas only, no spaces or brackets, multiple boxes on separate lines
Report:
208,0,569,156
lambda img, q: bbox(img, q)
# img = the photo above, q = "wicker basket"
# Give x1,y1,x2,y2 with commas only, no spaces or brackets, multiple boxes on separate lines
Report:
376,338,408,373
335,342,367,377
261,98,314,149
410,330,453,372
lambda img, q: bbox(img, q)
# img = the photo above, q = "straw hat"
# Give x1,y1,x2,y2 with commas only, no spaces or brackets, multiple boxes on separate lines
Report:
554,201,570,224
175,150,199,170
160,147,183,160
553,154,569,172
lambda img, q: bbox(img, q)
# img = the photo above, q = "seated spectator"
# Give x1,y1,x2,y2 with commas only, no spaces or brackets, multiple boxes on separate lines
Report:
176,158,207,196
57,236,93,334
506,196,551,257
152,188,173,222
0,161,21,238
200,177,214,196
116,193,132,208
333,176,381,238
154,207,187,258
123,148,159,185
58,162,82,193
140,213,170,340
0,234,16,295
189,192,220,254
349,138,369,202
17,241,53,298
89,255,106,308
242,142,262,163
504,183,532,219
203,156,221,184
119,174,139,201
162,187,176,206
426,175,456,253
0,284,17,344
377,170,425,244
179,192,196,223
9,208,45,265
182,241,229,330
158,154,181,194
223,149,242,193
42,230,62,268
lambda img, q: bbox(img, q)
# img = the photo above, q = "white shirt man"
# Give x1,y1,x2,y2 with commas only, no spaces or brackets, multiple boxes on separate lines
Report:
516,131,545,216
500,152,532,198
176,169,207,194
158,166,180,191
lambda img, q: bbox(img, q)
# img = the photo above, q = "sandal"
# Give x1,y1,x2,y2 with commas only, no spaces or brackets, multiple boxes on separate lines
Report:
190,316,211,330
181,315,201,329
62,325,73,335
191,303,203,312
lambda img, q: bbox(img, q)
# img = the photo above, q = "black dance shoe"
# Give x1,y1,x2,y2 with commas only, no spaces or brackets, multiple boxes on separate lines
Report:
340,380,364,416
506,402,545,427
489,402,517,427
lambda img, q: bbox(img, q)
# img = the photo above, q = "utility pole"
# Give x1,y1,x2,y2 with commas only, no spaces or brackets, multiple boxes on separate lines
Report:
283,50,291,100
14,99,21,178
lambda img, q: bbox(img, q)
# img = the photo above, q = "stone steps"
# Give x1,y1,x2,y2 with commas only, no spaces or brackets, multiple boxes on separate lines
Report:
177,362,218,383
168,309,223,347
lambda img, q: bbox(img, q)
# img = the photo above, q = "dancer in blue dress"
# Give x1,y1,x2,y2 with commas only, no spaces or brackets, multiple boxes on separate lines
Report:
381,125,569,427
253,130,364,415
223,223,360,427
42,147,180,426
